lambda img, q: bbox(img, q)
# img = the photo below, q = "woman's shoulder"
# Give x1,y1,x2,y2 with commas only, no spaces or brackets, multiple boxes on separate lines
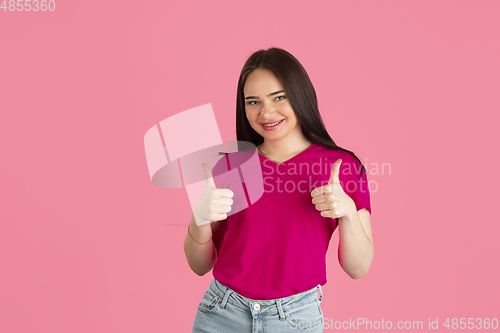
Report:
311,143,365,179
311,143,358,161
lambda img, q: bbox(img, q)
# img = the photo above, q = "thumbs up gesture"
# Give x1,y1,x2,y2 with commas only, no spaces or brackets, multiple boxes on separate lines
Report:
192,163,234,226
311,159,354,219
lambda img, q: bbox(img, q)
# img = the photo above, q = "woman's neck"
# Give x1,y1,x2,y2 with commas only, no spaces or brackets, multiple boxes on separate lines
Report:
258,136,313,162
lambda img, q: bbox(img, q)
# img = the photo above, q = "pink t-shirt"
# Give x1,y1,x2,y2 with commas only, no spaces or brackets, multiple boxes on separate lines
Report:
211,143,371,300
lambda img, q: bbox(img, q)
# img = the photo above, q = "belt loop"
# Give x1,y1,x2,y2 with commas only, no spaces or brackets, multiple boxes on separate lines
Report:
276,299,286,320
317,285,323,302
220,288,232,309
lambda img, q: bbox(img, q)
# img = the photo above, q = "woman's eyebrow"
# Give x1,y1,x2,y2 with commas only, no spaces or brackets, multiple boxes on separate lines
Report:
244,90,285,100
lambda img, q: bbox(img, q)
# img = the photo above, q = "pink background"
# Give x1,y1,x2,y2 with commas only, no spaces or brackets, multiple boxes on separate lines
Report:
1,1,499,332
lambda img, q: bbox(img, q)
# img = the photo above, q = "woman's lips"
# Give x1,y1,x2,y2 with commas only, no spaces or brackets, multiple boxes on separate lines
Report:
260,119,285,131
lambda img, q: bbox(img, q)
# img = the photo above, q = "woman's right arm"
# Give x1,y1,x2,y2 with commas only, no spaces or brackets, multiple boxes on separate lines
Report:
184,163,232,276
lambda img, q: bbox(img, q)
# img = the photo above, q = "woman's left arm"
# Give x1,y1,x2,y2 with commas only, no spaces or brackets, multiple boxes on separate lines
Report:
311,159,374,279
337,206,373,279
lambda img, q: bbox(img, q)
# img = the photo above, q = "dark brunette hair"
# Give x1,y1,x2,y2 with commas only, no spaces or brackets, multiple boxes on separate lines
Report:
236,47,367,178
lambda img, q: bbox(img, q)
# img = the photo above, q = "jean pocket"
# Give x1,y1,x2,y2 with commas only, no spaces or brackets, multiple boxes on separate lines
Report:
285,299,323,330
197,290,221,314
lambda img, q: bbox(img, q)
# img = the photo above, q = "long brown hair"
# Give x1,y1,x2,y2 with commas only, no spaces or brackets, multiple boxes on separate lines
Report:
236,47,367,178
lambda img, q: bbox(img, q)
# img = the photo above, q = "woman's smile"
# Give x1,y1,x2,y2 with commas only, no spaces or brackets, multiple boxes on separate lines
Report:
260,118,285,130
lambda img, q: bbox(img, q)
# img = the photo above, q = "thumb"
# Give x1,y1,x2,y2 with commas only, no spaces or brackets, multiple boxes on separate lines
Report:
329,159,342,184
202,163,216,188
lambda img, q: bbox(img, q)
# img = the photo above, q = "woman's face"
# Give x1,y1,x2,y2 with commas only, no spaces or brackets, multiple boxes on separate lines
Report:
243,68,302,144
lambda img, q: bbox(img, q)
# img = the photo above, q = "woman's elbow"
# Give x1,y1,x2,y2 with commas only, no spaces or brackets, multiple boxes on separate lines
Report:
341,263,372,279
348,270,368,279
193,268,209,277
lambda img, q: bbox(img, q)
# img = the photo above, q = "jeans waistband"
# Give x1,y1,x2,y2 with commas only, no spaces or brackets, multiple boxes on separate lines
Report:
208,278,323,319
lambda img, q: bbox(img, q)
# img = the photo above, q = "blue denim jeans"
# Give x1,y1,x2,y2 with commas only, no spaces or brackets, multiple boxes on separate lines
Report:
192,278,324,332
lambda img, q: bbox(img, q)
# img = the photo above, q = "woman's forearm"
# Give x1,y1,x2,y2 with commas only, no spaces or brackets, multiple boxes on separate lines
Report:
337,202,374,279
183,214,217,276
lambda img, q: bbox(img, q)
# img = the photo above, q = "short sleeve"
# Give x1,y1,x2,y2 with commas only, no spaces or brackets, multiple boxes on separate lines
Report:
339,153,372,215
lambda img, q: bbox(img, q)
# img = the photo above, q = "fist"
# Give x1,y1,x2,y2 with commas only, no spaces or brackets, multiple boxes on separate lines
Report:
192,163,234,226
311,159,354,219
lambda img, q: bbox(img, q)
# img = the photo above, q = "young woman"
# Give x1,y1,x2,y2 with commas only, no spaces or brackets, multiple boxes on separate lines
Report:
184,47,373,333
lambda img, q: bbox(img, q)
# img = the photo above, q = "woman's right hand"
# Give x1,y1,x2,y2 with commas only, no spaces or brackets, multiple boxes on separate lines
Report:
192,163,234,226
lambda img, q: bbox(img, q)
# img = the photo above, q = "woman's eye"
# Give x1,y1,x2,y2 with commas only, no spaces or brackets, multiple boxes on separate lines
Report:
246,101,258,105
275,95,286,101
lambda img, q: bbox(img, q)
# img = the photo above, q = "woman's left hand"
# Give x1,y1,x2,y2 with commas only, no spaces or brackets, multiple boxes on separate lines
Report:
311,159,355,219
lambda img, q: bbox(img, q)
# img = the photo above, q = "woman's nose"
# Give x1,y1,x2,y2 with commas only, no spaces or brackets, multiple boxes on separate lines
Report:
260,103,276,118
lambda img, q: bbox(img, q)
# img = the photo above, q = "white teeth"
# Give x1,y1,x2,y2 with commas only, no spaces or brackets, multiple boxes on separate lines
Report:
263,120,283,127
